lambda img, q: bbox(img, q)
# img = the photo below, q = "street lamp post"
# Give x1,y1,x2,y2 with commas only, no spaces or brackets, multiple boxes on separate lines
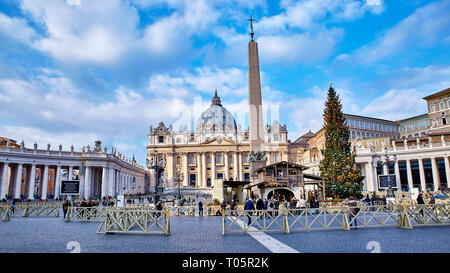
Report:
375,148,398,198
148,151,166,202
175,169,184,200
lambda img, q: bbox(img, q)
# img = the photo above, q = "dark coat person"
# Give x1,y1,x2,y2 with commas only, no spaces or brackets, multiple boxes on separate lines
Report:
244,198,255,225
256,198,264,210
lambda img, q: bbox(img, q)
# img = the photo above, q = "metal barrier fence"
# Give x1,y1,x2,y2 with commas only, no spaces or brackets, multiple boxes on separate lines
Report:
97,207,170,235
222,204,450,235
1,202,61,220
65,206,111,222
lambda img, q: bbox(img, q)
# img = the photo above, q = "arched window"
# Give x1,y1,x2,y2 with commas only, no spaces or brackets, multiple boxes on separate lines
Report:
207,156,211,164
190,155,195,164
217,154,223,164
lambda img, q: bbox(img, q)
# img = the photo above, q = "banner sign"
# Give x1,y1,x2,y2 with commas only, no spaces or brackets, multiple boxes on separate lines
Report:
61,180,80,194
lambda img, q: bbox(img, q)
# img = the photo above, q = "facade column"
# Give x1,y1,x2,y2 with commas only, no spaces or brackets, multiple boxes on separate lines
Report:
0,163,9,199
211,152,216,186
444,156,450,188
28,164,36,199
238,152,243,181
418,158,426,191
84,166,91,199
196,154,201,187
201,152,206,188
101,167,108,198
183,153,188,187
406,160,414,190
233,152,238,180
224,153,229,181
14,163,23,198
431,157,440,191
394,160,401,190
41,165,49,200
54,165,61,198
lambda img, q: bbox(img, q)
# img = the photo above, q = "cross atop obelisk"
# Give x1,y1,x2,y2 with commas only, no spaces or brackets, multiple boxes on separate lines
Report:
248,16,255,40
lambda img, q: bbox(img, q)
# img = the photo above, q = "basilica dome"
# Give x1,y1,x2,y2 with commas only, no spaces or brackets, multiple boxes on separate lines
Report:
196,91,237,133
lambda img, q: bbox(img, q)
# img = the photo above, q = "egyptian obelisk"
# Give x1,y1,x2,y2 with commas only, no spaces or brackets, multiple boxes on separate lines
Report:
248,17,267,180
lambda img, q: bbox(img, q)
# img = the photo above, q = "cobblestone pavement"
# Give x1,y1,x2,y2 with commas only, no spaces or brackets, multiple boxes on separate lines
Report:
0,214,449,253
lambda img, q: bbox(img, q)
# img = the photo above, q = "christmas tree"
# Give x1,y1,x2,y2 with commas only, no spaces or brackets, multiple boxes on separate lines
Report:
319,84,363,199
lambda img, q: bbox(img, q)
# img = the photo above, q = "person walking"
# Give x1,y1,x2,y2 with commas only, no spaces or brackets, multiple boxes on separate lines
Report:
230,199,236,216
344,196,359,228
244,198,255,226
198,200,204,216
62,199,70,219
256,197,264,217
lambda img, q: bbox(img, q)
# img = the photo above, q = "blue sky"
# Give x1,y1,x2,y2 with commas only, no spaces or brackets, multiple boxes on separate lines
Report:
0,0,449,165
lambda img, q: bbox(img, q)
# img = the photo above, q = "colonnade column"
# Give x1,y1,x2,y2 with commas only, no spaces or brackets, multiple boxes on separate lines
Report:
444,156,450,188
406,160,414,190
430,157,440,191
79,166,84,197
108,168,115,196
101,167,107,198
365,161,374,192
418,158,426,191
372,161,378,192
394,161,401,189
0,163,9,199
28,164,36,199
68,166,73,180
41,165,49,200
54,165,61,199
84,166,91,199
14,163,23,198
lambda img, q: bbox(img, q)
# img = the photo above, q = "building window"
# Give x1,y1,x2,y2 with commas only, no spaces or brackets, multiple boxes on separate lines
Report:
217,154,223,164
207,156,211,164
176,156,181,165
431,104,435,112
443,118,447,125
228,155,233,163
440,102,445,110
275,154,280,162
274,135,279,141
158,136,164,143
243,154,249,163
189,155,195,164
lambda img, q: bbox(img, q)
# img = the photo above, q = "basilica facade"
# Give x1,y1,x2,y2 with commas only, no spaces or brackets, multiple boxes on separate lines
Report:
146,91,289,194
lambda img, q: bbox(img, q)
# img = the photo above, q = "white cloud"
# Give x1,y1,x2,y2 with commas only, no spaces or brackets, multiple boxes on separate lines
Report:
0,13,37,43
348,0,450,64
258,28,344,64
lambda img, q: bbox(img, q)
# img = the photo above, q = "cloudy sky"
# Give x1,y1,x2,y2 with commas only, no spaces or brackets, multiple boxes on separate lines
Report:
0,0,449,165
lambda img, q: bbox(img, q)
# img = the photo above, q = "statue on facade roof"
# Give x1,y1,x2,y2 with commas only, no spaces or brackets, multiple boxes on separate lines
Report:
87,145,91,152
82,146,86,153
34,142,38,150
20,140,25,148
47,143,51,151
104,146,107,153
71,145,74,152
